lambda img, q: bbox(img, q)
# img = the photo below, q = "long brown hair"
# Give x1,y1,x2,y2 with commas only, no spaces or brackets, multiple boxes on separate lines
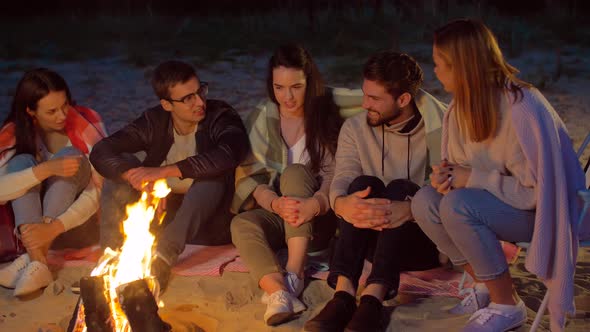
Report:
266,44,343,173
434,19,531,142
4,68,72,156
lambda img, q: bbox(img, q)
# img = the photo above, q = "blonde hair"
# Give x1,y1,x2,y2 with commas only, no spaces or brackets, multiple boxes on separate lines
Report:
434,19,531,142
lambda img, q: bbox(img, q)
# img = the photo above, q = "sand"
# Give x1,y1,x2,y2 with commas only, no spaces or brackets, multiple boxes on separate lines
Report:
0,247,589,331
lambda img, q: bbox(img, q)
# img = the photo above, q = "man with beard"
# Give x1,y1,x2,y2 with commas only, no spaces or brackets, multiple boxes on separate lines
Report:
90,60,249,291
304,51,447,332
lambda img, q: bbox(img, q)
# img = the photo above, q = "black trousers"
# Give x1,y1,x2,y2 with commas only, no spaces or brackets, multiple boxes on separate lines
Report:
327,175,440,299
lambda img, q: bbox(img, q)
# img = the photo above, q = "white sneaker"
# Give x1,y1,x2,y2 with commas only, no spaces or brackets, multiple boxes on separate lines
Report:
0,254,30,289
261,271,304,303
462,300,527,332
450,284,491,315
264,290,305,326
13,261,53,296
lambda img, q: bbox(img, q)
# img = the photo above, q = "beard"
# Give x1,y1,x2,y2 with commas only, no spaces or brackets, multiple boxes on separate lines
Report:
366,108,401,127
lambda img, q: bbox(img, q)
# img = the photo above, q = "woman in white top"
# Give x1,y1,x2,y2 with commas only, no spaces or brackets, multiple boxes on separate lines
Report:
411,19,583,331
231,44,343,325
0,68,105,296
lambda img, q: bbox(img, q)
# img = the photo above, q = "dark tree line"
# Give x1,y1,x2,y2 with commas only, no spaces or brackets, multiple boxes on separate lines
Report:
1,0,588,17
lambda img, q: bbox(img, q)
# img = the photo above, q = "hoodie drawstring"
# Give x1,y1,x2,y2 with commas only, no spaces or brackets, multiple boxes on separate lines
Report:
381,124,385,177
407,135,411,180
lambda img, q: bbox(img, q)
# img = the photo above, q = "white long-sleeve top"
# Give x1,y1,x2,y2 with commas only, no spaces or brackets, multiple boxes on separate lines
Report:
446,95,537,210
0,147,100,231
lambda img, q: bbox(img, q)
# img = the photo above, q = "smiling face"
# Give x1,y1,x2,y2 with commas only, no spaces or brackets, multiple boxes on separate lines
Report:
361,79,402,127
272,66,307,116
26,90,69,133
161,77,206,126
433,45,455,94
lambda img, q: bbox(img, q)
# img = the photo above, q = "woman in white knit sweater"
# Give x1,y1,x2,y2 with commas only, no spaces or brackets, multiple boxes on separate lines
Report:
411,19,581,332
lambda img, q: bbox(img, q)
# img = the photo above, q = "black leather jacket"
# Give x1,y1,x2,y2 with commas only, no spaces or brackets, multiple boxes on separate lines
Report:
90,99,249,180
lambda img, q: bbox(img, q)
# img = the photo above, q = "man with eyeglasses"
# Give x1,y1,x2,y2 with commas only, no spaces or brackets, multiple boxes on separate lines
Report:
90,60,249,291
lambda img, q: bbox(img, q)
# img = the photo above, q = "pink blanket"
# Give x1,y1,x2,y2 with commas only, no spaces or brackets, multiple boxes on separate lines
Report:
46,242,519,299
46,244,240,277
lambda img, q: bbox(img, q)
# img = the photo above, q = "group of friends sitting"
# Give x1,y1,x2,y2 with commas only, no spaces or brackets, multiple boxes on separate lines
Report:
0,19,586,332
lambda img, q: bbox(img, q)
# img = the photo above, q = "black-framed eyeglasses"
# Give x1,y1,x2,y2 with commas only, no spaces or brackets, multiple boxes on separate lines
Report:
167,82,209,106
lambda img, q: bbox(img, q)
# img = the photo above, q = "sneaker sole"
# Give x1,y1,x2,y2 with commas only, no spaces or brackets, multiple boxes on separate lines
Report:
14,285,49,297
502,318,527,332
266,311,297,326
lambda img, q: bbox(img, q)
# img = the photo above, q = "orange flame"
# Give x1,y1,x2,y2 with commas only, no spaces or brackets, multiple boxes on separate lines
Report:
86,179,171,332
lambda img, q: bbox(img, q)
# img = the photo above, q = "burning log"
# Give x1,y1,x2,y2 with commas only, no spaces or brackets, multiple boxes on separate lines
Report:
117,279,171,332
80,276,114,332
67,180,173,332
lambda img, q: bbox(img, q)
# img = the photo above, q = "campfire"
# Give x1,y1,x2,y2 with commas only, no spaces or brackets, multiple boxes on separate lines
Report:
68,180,172,332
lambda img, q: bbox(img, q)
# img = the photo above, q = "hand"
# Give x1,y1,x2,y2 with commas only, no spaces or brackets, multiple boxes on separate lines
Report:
281,197,320,228
36,156,82,179
373,200,412,231
123,167,167,191
271,196,300,223
430,159,451,189
447,164,471,189
334,187,392,229
430,161,472,195
19,219,64,250
430,160,453,195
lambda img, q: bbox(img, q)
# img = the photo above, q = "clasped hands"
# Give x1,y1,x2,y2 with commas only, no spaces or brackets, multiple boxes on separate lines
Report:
334,187,411,231
271,196,320,228
430,159,471,195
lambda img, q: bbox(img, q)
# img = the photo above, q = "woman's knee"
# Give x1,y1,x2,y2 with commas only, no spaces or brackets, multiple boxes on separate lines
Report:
54,146,84,158
279,163,317,197
6,153,37,172
411,186,442,225
54,147,91,178
439,189,478,227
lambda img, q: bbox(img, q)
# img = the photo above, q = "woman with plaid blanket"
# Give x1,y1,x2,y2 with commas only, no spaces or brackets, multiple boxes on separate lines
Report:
231,44,343,326
0,68,106,296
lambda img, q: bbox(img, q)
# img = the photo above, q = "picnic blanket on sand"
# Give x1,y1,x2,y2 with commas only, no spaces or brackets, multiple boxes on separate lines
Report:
46,242,520,298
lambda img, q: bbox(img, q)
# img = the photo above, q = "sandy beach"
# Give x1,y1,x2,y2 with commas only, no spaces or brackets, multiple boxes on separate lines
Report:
1,47,589,331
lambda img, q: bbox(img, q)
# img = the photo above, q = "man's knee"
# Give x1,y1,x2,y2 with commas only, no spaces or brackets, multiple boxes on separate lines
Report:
347,175,384,196
186,176,228,199
385,179,421,201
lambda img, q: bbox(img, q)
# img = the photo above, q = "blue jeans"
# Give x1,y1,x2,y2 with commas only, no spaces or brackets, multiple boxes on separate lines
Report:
411,186,535,280
6,147,97,248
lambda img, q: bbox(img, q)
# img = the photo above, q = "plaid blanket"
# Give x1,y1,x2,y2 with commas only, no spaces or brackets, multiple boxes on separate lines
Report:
0,105,107,195
231,100,290,213
0,105,106,167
